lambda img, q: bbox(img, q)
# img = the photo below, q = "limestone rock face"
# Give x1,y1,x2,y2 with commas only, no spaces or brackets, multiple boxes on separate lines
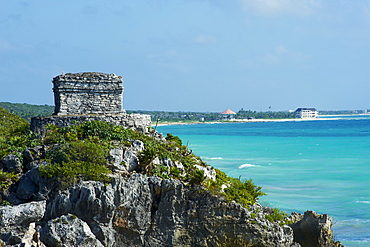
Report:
0,173,342,246
43,174,152,246
145,179,295,247
0,201,46,245
40,174,297,247
39,214,104,247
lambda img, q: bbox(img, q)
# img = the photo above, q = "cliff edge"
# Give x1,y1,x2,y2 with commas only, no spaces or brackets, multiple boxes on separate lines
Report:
0,115,343,246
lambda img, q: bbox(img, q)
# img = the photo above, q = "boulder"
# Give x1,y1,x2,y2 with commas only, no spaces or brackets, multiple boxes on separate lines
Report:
1,154,22,173
9,168,47,203
123,149,140,172
16,176,39,200
0,201,46,245
109,148,126,171
40,214,104,247
289,211,344,247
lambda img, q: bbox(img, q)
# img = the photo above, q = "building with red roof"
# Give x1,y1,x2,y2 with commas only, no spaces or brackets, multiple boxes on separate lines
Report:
220,109,236,120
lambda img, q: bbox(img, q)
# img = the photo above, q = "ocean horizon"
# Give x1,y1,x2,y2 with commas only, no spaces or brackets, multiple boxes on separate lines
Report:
158,115,370,247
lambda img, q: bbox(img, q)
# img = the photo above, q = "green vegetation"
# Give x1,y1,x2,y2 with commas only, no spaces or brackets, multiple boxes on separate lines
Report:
0,102,54,122
0,106,271,211
37,120,267,206
40,120,211,185
128,109,296,122
236,109,295,119
319,109,369,115
127,110,221,122
39,140,112,186
0,107,40,159
222,177,266,206
0,170,18,205
2,102,369,125
0,170,18,193
265,208,293,226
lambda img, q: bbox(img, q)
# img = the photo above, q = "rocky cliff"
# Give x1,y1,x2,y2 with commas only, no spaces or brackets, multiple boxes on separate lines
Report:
1,155,343,246
0,120,343,247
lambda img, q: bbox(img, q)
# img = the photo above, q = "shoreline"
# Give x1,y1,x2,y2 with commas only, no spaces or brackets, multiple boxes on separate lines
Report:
155,117,340,126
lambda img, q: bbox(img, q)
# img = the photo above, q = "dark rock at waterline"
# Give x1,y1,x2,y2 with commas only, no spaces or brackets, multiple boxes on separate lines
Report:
289,211,344,247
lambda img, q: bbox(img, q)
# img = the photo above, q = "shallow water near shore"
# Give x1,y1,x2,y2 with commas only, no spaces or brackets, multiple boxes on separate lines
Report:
158,116,370,246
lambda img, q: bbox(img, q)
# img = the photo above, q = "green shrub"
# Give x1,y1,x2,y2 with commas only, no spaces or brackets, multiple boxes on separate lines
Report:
265,208,292,226
223,178,266,206
139,145,157,169
169,166,181,179
39,160,111,186
0,170,18,204
165,133,182,146
150,164,170,179
40,140,111,186
189,169,205,185
214,168,231,188
0,171,18,192
0,107,40,158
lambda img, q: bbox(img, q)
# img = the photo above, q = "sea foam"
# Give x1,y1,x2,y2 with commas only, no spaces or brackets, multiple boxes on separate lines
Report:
239,164,256,169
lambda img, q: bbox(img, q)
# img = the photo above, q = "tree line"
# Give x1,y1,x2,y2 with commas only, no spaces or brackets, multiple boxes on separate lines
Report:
3,102,368,123
0,102,54,122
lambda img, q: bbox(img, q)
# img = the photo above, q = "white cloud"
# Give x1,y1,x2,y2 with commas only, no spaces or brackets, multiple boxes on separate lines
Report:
194,35,218,44
239,0,321,16
263,52,280,64
275,45,288,55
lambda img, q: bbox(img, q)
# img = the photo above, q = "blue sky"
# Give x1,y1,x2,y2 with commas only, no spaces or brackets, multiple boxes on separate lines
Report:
1,0,370,112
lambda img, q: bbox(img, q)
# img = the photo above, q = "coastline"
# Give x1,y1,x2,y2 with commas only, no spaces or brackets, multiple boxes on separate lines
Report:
155,117,339,126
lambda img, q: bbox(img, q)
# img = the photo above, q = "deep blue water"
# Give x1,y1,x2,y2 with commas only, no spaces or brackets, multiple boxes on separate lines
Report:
158,116,370,246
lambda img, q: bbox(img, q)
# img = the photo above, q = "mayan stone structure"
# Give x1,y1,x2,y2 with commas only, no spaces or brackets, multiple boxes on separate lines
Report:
53,72,124,115
31,72,151,135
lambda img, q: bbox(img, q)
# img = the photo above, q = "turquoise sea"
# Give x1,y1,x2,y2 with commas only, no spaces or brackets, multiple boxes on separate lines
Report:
157,115,370,247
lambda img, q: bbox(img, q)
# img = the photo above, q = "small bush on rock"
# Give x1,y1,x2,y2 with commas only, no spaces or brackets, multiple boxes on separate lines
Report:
265,208,292,226
40,140,111,186
223,178,266,206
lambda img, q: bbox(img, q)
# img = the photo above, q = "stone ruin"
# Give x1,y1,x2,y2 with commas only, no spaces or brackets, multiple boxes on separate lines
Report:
53,72,124,115
31,72,151,134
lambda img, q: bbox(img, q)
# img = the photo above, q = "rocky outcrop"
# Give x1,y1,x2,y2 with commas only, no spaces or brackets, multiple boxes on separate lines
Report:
41,174,297,246
0,118,342,246
31,113,152,136
0,170,344,246
40,214,104,247
0,142,343,247
289,211,344,247
109,140,144,172
0,200,46,245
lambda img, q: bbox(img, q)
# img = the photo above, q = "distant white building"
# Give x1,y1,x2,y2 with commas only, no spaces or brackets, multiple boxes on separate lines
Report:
295,108,318,118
